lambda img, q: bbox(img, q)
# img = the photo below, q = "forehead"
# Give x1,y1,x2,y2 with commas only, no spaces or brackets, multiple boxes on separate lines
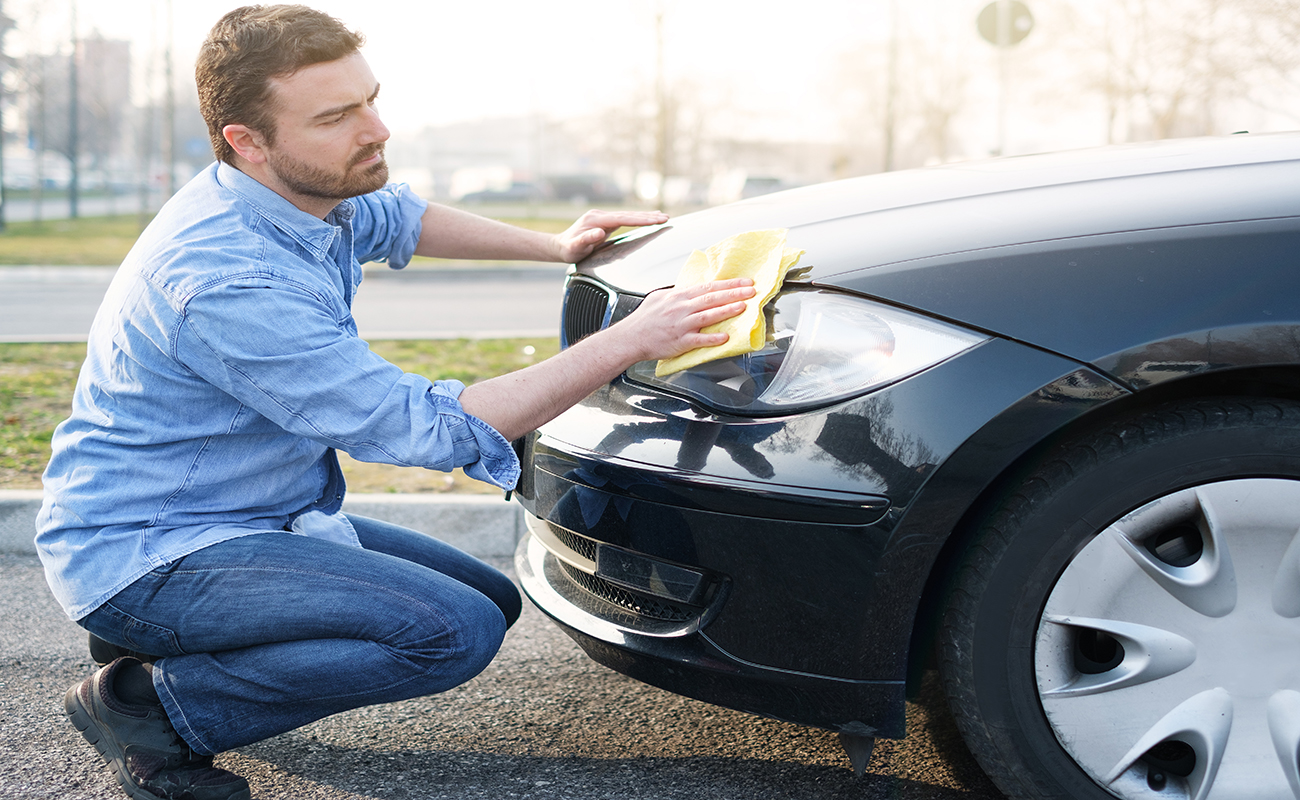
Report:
266,52,377,119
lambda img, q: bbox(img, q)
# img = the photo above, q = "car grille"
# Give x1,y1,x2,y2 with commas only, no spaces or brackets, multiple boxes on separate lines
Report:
559,562,700,623
561,278,614,346
528,513,724,629
551,526,598,562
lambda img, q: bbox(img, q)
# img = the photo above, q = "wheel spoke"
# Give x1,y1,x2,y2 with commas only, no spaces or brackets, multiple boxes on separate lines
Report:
1271,525,1300,619
1038,614,1195,698
1103,688,1232,800
1268,690,1300,799
1042,519,1196,628
1110,487,1237,619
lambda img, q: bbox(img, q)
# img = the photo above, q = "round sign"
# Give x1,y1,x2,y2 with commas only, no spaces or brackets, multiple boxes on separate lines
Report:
977,1,1034,47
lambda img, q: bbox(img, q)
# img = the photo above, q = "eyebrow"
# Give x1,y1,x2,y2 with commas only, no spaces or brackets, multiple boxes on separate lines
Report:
311,83,381,121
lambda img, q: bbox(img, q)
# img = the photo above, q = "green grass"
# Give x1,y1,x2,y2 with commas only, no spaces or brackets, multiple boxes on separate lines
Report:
0,337,561,493
0,213,577,267
0,215,155,265
0,343,88,488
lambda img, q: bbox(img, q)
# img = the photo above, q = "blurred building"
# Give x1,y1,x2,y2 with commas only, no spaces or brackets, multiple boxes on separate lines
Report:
387,114,839,209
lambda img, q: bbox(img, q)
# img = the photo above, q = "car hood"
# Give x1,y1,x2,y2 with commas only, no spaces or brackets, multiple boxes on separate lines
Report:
580,133,1300,366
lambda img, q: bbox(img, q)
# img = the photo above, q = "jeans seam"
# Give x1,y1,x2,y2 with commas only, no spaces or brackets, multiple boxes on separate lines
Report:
155,670,216,756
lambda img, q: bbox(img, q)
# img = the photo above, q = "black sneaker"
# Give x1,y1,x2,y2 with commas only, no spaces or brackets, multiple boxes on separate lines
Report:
88,633,161,666
65,657,251,800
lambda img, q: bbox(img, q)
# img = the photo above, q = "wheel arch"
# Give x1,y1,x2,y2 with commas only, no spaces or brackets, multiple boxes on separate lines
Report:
902,363,1300,696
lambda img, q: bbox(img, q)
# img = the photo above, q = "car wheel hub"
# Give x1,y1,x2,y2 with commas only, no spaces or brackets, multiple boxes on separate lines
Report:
1034,478,1300,800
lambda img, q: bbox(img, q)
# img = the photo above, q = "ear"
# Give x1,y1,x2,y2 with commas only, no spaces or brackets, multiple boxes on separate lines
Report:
222,124,269,165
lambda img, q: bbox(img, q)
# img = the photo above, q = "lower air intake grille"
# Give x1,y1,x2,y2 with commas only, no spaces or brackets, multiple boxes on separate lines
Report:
562,279,614,346
560,562,699,623
550,525,598,562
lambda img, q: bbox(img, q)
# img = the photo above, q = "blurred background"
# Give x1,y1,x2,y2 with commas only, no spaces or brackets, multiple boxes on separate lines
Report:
0,0,1296,221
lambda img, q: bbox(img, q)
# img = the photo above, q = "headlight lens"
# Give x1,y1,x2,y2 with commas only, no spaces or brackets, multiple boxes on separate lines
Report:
626,288,988,414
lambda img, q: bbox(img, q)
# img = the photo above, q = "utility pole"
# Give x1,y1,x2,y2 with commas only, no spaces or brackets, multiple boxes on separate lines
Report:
882,0,900,171
0,0,14,231
163,0,175,199
653,3,669,207
68,0,78,219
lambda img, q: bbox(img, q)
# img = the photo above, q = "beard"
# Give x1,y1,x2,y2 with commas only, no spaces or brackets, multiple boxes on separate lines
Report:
267,143,389,201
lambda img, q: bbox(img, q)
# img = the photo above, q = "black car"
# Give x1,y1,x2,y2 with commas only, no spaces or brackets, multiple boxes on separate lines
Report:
513,132,1300,800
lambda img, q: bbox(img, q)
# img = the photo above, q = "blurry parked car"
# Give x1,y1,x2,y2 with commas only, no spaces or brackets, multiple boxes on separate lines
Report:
513,133,1300,799
546,174,625,205
458,181,547,204
739,175,787,198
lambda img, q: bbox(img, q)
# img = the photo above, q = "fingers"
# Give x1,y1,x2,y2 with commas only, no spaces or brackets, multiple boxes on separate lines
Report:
679,331,731,350
691,300,750,328
558,210,671,263
679,279,756,310
575,209,669,235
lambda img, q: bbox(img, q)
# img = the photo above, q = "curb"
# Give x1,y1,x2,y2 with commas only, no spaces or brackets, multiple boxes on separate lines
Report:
0,490,524,559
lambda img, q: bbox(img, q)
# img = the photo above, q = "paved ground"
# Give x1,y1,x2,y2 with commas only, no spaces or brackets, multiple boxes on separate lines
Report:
0,264,566,343
1,553,1004,800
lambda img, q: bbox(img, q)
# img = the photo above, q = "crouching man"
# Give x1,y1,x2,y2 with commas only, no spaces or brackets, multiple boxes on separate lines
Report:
38,6,754,799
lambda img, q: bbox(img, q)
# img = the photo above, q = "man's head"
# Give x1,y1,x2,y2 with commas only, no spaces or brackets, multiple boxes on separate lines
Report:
196,5,364,165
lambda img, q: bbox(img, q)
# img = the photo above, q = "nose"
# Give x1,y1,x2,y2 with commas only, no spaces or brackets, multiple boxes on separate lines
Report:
362,106,390,144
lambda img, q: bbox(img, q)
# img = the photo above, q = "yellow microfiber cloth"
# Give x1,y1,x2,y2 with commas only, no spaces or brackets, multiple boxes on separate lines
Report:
655,228,803,376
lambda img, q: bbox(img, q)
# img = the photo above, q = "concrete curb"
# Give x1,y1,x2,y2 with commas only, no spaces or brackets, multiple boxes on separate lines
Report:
0,490,524,558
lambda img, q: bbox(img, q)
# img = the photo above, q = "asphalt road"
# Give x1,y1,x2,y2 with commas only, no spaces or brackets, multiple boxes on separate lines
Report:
0,264,567,343
1,553,1004,800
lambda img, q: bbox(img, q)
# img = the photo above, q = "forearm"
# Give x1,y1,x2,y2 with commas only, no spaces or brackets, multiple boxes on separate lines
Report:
413,203,559,262
458,326,644,441
456,277,756,442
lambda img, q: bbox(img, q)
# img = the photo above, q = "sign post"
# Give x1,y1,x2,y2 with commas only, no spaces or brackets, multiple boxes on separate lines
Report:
977,0,1033,156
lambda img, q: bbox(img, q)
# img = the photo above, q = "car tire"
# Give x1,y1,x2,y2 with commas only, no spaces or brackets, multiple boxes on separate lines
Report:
939,397,1300,800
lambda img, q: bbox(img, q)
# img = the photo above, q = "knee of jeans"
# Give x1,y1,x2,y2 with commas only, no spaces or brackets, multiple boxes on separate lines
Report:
463,599,508,673
417,597,507,688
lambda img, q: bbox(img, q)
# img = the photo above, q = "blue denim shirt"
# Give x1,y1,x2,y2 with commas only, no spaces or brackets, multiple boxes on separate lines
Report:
37,161,520,620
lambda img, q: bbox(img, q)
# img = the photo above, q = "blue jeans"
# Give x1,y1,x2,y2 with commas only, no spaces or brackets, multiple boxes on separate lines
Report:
78,515,522,755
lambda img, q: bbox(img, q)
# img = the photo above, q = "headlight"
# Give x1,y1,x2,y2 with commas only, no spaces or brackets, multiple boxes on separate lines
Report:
626,288,989,414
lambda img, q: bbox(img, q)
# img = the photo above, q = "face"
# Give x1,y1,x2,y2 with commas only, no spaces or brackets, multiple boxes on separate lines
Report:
251,53,391,213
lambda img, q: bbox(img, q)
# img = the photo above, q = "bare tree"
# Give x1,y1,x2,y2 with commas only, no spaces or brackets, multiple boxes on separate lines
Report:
828,0,973,175
1072,0,1300,140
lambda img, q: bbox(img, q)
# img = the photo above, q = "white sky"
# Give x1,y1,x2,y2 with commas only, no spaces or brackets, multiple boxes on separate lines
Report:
11,0,1300,158
14,0,913,137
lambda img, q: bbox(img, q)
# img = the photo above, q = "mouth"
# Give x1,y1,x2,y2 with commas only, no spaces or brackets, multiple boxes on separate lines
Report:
351,145,385,168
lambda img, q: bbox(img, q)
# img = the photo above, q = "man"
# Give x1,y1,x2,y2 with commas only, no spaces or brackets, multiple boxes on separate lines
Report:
38,6,754,800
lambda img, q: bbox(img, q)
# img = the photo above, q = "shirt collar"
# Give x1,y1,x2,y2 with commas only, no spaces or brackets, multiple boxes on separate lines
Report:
215,161,349,261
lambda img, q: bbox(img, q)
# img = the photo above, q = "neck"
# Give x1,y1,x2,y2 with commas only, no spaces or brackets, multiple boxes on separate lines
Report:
228,157,340,219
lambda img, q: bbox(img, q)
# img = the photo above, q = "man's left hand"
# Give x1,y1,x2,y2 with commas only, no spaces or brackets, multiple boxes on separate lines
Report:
552,209,669,264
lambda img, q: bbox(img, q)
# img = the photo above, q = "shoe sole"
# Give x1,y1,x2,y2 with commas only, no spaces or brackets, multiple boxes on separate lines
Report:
65,682,172,800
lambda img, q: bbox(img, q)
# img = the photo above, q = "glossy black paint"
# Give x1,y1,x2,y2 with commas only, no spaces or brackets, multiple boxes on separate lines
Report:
519,338,1128,683
832,218,1300,383
555,620,908,738
515,133,1300,738
580,135,1300,296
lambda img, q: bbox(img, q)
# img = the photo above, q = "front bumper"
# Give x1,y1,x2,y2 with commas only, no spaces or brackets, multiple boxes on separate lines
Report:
514,339,1129,737
516,522,907,737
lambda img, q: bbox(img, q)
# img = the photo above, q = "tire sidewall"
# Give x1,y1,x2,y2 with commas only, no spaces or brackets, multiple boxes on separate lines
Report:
966,403,1300,799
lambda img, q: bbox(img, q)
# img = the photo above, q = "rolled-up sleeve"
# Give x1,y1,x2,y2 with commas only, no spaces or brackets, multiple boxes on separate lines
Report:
172,276,520,489
349,183,428,269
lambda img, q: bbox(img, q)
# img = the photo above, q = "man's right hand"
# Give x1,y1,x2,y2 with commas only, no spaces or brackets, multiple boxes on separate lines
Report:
607,278,757,364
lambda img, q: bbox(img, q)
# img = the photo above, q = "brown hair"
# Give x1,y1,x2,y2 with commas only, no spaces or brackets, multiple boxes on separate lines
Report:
196,5,364,164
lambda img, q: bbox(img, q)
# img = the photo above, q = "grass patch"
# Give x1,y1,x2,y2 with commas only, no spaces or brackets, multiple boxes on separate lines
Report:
0,213,580,267
0,343,88,488
0,215,155,265
0,337,560,493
